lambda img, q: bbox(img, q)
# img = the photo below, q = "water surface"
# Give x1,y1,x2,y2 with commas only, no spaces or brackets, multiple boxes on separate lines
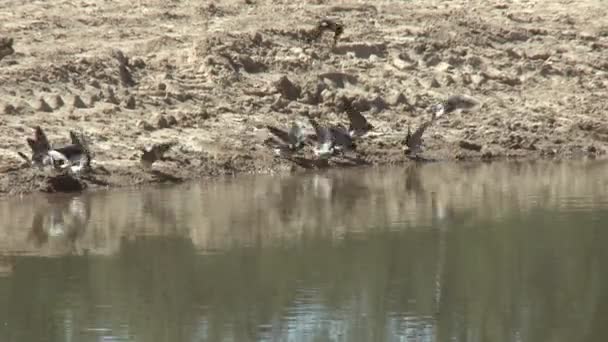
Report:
1,160,608,342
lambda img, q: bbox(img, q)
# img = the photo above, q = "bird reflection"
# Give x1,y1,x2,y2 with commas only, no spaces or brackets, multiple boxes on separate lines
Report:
311,174,333,200
28,195,90,254
0,255,15,276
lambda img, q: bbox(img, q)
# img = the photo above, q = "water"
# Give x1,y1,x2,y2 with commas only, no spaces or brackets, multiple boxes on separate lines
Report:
1,160,608,342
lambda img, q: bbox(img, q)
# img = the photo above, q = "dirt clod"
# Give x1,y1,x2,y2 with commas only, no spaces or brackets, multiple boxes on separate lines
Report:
72,95,87,109
275,76,301,101
36,98,53,113
51,95,65,109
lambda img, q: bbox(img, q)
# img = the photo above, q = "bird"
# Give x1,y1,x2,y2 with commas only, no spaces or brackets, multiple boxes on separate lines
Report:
140,141,176,168
329,124,356,152
404,120,433,158
430,95,479,119
339,96,373,138
265,122,306,155
26,126,90,174
308,117,334,158
308,117,356,158
111,49,136,87
308,18,344,46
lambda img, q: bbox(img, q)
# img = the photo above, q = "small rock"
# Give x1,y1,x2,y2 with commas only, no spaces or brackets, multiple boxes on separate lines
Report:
89,93,101,107
304,81,327,105
481,150,494,160
123,95,136,109
459,140,483,151
153,114,169,129
498,75,521,86
352,97,371,112
318,72,358,87
320,89,335,103
443,74,456,85
423,53,441,67
158,82,167,91
411,42,425,54
72,95,87,109
370,95,388,112
507,30,529,42
420,77,441,89
3,104,16,115
45,174,87,193
166,115,178,127
105,87,120,104
0,37,14,61
471,74,486,86
275,75,301,101
527,50,551,61
578,32,597,41
36,98,53,112
271,97,289,111
392,56,413,70
51,95,64,109
90,79,101,89
137,120,155,131
239,55,266,73
131,58,146,69
389,92,411,108
467,56,484,68
175,92,192,102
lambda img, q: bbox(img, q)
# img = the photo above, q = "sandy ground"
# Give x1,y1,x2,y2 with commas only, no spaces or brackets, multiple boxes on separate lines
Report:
1,0,608,197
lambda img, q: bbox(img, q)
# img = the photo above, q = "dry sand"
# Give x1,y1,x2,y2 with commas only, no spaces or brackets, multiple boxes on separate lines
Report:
1,0,608,197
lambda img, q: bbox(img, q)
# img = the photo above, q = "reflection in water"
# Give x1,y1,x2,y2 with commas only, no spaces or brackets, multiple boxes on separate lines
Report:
0,160,608,341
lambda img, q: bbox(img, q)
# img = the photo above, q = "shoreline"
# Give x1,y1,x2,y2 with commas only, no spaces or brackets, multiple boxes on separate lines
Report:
1,151,604,199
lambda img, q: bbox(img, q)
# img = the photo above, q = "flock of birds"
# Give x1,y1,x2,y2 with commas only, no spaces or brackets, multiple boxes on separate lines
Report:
264,93,477,161
17,19,479,177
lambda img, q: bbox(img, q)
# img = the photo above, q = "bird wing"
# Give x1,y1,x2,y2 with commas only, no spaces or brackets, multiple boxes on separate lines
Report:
407,120,433,149
34,126,51,151
445,95,478,113
308,118,332,144
266,125,291,145
55,144,85,160
330,125,355,149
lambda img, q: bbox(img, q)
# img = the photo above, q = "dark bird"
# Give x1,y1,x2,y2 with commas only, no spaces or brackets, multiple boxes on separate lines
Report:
404,120,433,158
111,49,136,87
329,124,356,152
339,96,373,138
140,141,176,168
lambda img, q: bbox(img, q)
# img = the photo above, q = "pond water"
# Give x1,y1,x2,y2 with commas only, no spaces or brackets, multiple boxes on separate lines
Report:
1,160,608,342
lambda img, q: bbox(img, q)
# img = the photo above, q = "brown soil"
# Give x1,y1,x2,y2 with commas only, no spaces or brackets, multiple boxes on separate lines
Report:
1,0,608,197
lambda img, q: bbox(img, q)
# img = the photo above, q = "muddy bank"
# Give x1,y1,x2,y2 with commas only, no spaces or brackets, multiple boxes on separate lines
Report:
1,0,608,197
